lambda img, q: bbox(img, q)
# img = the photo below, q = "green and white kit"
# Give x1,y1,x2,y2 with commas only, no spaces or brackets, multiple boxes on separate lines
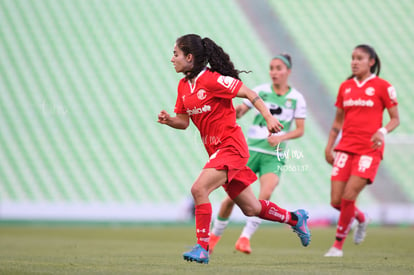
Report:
243,83,306,157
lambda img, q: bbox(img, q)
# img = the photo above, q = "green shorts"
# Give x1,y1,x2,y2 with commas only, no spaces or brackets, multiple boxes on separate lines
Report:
247,150,286,177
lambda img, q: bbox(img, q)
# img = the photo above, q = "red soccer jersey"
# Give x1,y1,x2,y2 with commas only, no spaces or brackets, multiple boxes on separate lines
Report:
334,75,398,156
174,68,248,157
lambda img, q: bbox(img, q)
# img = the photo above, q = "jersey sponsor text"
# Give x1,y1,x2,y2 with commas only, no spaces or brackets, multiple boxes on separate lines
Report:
343,98,374,107
186,105,211,116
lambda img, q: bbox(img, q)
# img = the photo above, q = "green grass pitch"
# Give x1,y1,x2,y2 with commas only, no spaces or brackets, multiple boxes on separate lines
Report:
0,224,413,274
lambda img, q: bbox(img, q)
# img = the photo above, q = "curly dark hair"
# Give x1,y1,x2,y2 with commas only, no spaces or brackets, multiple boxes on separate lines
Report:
175,34,249,80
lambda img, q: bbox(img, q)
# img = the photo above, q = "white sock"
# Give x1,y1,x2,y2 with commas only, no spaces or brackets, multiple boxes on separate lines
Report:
211,217,229,236
240,216,262,239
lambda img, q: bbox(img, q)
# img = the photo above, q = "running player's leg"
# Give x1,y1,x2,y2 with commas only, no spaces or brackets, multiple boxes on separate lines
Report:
212,151,260,254
329,151,366,223
325,175,368,257
333,175,368,248
183,168,227,263
325,152,350,257
242,173,279,237
209,196,235,254
236,173,279,253
236,153,283,252
350,153,380,244
326,152,380,256
233,186,311,247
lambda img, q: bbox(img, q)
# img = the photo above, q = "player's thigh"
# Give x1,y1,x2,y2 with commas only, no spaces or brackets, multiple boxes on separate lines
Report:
192,168,227,195
258,173,279,200
342,175,368,200
257,153,282,200
330,151,353,203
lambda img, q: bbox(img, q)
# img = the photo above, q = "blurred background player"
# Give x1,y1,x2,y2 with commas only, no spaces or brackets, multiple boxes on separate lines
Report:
158,34,311,264
324,45,400,257
209,54,307,254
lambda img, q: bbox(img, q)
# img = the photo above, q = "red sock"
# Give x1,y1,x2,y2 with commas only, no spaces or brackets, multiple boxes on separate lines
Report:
334,198,355,249
195,203,212,251
333,239,344,250
332,203,365,223
354,207,366,223
258,200,295,225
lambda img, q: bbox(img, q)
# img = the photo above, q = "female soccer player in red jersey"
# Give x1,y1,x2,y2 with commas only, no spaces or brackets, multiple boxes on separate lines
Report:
324,45,400,257
158,34,311,264
209,54,307,255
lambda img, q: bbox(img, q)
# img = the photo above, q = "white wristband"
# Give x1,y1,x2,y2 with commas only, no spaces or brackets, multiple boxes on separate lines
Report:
378,127,388,135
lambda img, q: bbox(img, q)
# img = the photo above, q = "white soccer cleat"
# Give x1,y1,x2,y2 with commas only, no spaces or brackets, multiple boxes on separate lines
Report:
353,217,370,244
324,246,343,257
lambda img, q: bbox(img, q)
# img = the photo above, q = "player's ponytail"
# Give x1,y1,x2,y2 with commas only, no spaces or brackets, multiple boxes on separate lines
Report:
202,37,246,80
347,44,381,80
176,34,249,81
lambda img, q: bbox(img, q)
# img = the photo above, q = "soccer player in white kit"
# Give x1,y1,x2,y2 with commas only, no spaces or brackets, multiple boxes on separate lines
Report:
324,45,400,257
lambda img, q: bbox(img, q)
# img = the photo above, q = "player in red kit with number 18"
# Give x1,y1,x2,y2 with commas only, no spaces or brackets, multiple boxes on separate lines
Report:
158,34,311,264
324,45,400,257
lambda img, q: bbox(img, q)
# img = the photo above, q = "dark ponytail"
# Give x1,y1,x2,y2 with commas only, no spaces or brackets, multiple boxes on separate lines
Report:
347,44,381,80
202,37,247,80
176,34,249,80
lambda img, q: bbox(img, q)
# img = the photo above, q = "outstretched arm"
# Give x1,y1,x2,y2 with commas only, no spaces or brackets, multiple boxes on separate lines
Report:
236,84,283,133
157,110,189,130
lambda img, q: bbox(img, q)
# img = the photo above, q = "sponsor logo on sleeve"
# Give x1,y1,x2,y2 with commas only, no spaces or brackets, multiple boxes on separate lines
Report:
388,86,397,102
217,75,238,92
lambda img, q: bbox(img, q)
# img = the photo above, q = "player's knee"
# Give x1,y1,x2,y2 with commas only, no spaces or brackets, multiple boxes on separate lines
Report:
330,195,342,206
240,206,258,217
330,202,341,210
190,184,204,200
330,199,341,207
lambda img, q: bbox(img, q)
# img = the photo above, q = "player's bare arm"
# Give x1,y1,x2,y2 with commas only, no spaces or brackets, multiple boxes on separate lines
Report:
235,103,250,119
157,111,189,129
384,106,400,133
370,105,400,149
325,108,344,165
268,118,305,147
236,84,283,133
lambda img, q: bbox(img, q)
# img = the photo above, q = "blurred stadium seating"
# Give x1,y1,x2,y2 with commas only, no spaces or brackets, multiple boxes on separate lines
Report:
0,0,413,223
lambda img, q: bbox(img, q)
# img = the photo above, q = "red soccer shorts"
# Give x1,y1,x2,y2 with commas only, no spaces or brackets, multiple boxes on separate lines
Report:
331,150,382,184
204,147,257,200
